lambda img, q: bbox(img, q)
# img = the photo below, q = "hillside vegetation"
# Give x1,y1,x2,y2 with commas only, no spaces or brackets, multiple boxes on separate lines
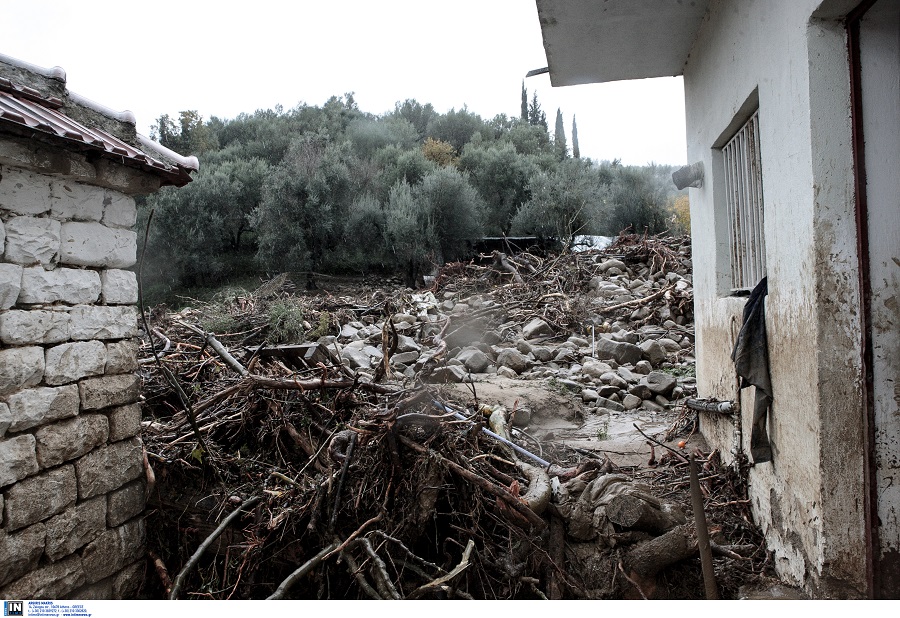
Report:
139,89,688,302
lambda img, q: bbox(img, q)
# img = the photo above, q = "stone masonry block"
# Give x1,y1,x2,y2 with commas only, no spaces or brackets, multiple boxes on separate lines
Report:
50,179,105,222
79,373,140,410
107,404,141,442
107,479,146,527
100,268,138,305
101,191,137,229
0,166,52,215
59,222,137,268
7,384,79,433
69,305,138,340
0,402,10,438
2,216,60,266
80,517,145,584
112,560,145,599
0,262,23,309
45,496,107,561
75,437,143,499
0,554,85,599
0,345,44,396
44,340,107,385
0,308,69,344
105,340,138,374
3,465,77,531
0,523,46,587
35,414,109,469
18,266,101,304
65,579,113,601
0,434,38,487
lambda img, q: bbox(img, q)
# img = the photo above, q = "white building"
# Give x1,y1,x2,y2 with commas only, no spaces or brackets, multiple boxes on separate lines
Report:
536,0,898,598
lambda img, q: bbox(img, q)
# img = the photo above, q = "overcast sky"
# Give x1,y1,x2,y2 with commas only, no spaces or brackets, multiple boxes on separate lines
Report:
4,0,687,166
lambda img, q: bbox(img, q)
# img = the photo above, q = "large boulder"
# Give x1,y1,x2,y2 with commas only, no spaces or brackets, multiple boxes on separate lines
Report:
643,371,677,397
594,337,642,366
497,348,530,374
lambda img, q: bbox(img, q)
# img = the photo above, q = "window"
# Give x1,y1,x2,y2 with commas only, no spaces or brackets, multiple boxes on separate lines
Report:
722,110,766,291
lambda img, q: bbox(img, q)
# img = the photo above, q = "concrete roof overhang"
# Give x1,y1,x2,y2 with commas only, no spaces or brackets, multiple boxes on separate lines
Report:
535,0,710,86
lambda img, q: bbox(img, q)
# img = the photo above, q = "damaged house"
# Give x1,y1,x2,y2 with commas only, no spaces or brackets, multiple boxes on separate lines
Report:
534,0,899,598
0,53,196,597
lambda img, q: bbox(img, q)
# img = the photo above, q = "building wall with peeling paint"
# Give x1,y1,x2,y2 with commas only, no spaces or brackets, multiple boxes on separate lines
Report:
682,0,873,597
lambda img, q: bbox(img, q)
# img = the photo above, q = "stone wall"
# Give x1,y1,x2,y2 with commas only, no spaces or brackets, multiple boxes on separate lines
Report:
0,159,147,599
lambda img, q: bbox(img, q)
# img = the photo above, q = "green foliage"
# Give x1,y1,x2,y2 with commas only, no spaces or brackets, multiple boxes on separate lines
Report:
572,115,580,159
266,300,306,343
426,107,490,153
603,165,670,235
459,142,533,235
255,135,354,273
554,108,567,160
511,158,607,242
142,92,687,300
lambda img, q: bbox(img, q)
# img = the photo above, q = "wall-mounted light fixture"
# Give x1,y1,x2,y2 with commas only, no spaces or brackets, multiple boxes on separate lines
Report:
672,162,704,190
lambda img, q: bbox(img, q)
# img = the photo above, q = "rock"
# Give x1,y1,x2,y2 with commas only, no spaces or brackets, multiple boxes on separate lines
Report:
481,331,501,345
496,366,518,379
644,371,677,397
634,360,653,375
396,334,420,353
594,337,642,366
581,360,613,379
617,366,639,383
598,258,627,273
515,339,533,355
339,324,359,340
391,351,419,365
568,336,589,348
658,337,682,352
642,400,665,413
511,407,532,427
623,394,643,410
456,348,491,373
640,340,668,366
531,346,553,362
654,395,670,407
597,385,619,398
341,347,371,369
581,389,599,402
599,372,628,389
497,348,530,374
612,331,640,344
523,318,553,339
428,365,469,384
596,397,624,412
629,383,653,400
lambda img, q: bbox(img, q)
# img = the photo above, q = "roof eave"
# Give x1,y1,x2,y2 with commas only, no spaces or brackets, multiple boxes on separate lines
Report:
536,0,710,86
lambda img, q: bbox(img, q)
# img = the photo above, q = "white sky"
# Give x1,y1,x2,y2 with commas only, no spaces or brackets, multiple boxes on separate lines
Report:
3,0,687,166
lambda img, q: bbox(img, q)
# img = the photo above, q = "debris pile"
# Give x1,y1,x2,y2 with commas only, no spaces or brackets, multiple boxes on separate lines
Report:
138,233,775,599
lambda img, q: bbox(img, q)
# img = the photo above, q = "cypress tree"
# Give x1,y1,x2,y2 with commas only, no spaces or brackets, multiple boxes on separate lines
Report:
520,81,528,121
554,108,567,159
572,115,580,158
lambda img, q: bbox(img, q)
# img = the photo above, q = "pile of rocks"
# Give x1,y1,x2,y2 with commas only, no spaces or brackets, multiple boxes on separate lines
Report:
323,236,695,419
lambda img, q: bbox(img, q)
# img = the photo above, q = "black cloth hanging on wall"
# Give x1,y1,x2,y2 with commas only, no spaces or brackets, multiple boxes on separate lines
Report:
731,277,773,463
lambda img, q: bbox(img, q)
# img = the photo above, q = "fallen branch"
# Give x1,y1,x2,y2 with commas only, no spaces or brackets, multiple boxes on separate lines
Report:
603,284,675,313
266,542,339,600
398,435,545,530
174,320,249,377
407,538,475,599
169,495,262,600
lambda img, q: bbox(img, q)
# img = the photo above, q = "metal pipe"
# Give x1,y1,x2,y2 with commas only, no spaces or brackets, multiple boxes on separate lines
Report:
685,398,734,415
433,402,551,468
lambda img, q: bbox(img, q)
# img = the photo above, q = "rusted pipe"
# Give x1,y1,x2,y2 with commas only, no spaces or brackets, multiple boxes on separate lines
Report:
685,399,734,415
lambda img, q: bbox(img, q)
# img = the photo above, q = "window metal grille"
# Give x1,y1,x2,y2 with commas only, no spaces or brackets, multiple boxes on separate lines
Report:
722,110,766,291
